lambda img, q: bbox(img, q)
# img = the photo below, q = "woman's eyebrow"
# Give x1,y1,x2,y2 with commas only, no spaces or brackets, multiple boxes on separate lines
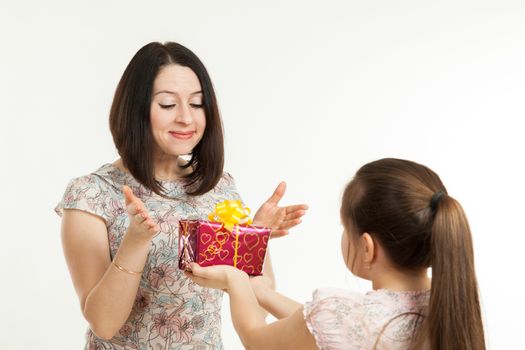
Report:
153,90,202,96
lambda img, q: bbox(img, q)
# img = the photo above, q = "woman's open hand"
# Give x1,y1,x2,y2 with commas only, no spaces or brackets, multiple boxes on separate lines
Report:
253,182,308,238
123,185,158,240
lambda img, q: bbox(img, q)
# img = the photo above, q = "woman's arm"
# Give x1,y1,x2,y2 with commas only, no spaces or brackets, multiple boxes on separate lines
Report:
61,186,157,340
187,264,317,350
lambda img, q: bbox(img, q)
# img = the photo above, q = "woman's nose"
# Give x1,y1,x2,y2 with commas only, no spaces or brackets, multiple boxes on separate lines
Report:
174,104,193,125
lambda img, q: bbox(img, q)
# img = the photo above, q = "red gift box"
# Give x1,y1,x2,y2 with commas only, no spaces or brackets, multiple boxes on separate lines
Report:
178,220,271,276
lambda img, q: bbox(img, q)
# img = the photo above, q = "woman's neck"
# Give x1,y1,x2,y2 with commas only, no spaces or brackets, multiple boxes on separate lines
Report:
114,156,190,181
153,154,184,181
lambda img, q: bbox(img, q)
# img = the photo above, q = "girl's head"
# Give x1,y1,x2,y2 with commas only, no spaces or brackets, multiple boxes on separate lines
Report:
340,158,485,349
110,42,223,196
340,158,443,276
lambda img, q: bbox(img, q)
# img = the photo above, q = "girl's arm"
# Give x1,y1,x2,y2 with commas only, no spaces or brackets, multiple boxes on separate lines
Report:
250,276,302,319
255,250,275,319
251,182,308,318
187,264,317,350
61,186,157,340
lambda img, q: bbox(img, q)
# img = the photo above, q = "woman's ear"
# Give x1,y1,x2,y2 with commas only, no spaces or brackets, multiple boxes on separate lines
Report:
361,232,375,265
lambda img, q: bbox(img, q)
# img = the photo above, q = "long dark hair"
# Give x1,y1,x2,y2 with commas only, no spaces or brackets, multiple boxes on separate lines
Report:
340,158,485,349
109,42,224,196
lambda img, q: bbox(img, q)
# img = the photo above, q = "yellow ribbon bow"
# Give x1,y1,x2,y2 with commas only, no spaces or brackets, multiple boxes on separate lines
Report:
208,200,253,232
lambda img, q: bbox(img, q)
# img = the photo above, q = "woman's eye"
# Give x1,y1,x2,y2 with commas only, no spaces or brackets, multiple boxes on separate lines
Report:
159,103,175,109
190,103,203,109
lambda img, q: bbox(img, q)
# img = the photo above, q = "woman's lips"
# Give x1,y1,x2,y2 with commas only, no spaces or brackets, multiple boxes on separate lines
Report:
169,131,194,140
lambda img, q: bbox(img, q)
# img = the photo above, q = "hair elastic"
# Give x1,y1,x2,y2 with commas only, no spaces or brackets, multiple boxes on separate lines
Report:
430,190,445,211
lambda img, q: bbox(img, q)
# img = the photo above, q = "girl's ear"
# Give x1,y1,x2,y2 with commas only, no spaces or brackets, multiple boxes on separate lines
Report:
361,232,375,265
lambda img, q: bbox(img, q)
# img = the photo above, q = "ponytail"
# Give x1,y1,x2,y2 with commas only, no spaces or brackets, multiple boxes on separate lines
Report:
421,195,485,350
343,158,486,349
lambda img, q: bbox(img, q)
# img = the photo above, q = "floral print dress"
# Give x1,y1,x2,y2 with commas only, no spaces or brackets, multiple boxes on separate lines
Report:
56,163,242,350
303,288,430,350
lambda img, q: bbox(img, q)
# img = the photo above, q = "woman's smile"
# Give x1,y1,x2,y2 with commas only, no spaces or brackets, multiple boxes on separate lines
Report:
169,130,195,140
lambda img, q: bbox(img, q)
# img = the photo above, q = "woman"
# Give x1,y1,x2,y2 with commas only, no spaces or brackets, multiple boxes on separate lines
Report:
56,42,307,349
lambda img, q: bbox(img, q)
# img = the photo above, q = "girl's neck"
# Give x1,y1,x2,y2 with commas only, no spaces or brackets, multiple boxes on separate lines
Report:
371,265,430,292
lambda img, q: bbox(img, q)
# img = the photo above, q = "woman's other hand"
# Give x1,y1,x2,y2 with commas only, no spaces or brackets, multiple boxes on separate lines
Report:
253,182,308,239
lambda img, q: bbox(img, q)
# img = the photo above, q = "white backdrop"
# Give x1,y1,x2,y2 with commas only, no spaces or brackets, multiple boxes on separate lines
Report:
1,1,524,349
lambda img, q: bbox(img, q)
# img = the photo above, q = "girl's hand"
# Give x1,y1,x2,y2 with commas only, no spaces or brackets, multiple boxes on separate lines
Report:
123,185,158,241
253,182,308,239
185,263,247,291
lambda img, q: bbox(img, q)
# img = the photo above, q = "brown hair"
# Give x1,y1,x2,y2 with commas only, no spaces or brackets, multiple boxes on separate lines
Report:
109,42,224,196
341,158,485,349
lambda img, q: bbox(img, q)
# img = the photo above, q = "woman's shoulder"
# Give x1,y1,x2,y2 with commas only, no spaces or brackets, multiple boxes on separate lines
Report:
55,163,126,221
210,171,238,194
210,170,233,182
218,171,236,185
65,163,126,192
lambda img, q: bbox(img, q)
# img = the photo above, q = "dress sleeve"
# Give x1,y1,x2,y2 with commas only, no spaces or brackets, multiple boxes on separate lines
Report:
54,175,113,225
303,288,364,350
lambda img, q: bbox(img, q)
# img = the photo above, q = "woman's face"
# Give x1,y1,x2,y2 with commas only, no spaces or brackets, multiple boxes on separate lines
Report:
150,64,206,158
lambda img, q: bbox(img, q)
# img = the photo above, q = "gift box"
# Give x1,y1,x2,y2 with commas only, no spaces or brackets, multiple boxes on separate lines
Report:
178,200,271,276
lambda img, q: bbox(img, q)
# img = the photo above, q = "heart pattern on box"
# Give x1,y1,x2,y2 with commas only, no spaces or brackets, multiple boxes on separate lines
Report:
200,233,212,245
257,247,266,262
179,220,271,276
243,232,260,250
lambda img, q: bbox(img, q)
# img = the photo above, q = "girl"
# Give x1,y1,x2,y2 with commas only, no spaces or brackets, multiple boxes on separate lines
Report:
56,42,307,349
187,158,486,349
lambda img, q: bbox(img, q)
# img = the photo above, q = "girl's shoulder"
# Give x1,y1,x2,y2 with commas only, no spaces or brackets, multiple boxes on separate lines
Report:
311,287,363,301
364,288,430,309
304,288,365,317
304,288,430,349
306,287,429,310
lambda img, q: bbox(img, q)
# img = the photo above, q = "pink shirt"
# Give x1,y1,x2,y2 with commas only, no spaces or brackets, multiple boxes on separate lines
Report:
304,288,430,350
